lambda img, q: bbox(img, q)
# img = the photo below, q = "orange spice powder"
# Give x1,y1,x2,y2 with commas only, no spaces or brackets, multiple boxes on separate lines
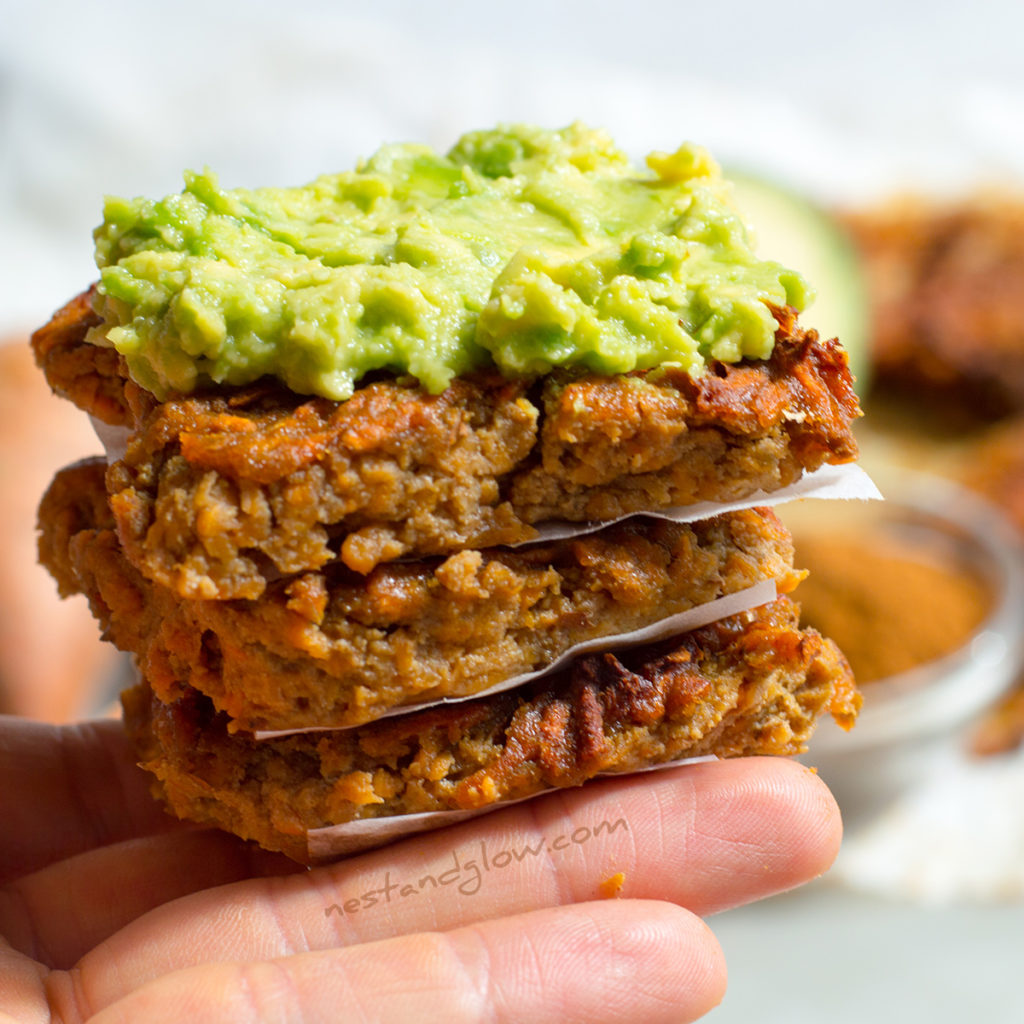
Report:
794,533,993,684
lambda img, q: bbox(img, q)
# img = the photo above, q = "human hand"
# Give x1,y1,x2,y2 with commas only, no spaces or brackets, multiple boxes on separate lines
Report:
0,715,841,1023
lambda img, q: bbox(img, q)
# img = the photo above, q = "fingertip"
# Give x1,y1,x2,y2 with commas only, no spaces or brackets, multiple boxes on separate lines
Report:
462,898,728,1024
612,900,728,1019
687,756,844,906
786,759,845,876
742,756,844,876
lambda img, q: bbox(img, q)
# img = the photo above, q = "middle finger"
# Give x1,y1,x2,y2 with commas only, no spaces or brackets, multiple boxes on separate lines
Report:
70,756,838,1011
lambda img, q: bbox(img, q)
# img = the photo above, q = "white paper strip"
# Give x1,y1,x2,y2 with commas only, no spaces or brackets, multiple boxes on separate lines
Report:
305,754,720,861
255,467,879,739
90,417,129,462
527,462,881,543
254,578,779,740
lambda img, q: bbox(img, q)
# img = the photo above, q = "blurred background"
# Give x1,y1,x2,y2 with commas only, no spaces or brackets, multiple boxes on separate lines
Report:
5,1,1024,1018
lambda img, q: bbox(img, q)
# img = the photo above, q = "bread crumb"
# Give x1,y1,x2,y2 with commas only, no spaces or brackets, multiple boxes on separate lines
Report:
599,871,625,898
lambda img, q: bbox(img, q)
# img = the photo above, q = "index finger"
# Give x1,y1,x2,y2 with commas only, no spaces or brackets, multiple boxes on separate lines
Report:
70,756,841,1013
0,716,183,883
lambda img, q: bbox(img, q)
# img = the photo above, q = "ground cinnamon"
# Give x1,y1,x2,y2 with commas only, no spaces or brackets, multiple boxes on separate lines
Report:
794,533,992,684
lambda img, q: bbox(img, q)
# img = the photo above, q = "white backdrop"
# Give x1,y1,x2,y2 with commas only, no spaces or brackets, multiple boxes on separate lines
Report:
4,0,1024,335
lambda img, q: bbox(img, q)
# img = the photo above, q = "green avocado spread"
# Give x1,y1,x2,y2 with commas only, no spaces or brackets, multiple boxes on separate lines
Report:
90,123,811,401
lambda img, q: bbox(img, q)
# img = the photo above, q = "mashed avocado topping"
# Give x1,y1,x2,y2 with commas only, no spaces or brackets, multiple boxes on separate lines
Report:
90,123,811,400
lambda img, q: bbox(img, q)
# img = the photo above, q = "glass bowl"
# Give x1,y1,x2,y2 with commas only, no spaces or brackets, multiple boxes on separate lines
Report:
785,474,1024,828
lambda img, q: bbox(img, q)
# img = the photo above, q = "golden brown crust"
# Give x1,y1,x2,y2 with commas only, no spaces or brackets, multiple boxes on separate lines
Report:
29,287,143,427
122,596,859,862
42,458,802,731
28,290,858,599
35,458,114,599
511,307,858,518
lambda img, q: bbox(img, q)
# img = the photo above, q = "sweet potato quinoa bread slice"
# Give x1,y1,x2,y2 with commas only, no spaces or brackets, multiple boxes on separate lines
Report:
41,458,802,731
32,294,859,599
121,596,859,863
842,195,1024,420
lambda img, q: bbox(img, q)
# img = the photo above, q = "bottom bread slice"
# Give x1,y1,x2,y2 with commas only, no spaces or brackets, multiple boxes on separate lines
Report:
122,596,858,863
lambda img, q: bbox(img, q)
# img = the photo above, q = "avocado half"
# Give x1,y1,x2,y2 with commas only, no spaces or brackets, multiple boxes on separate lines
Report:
729,170,870,394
